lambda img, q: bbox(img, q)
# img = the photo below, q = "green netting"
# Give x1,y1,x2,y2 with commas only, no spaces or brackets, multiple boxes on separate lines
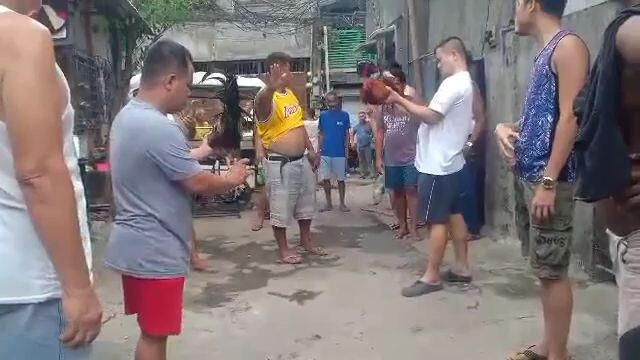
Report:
328,27,376,70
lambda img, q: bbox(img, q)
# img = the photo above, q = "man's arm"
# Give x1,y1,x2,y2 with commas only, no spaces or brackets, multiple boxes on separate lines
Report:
344,115,351,157
254,87,277,123
469,83,487,144
617,16,640,64
191,138,213,161
617,16,640,210
387,80,446,125
182,170,243,194
349,127,355,147
254,121,266,160
372,106,385,171
317,115,324,155
145,123,247,195
3,23,94,300
545,36,590,181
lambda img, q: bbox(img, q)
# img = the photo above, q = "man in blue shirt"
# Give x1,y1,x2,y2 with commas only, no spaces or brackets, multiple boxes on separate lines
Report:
352,110,373,178
319,91,351,212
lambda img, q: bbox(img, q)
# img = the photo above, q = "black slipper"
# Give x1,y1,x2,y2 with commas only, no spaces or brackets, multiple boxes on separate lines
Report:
401,281,443,298
443,269,473,284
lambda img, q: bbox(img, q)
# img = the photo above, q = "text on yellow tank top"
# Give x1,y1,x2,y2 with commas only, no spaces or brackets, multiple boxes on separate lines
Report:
257,88,304,149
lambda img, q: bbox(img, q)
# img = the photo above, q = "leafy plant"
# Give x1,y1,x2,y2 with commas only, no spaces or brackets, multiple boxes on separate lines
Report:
132,0,196,34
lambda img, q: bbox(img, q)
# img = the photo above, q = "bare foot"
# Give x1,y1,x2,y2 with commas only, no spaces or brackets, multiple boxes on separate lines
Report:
298,244,328,256
394,226,409,239
339,204,350,212
278,251,303,265
251,217,264,231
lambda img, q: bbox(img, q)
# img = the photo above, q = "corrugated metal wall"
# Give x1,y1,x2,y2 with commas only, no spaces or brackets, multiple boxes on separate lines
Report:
328,27,375,70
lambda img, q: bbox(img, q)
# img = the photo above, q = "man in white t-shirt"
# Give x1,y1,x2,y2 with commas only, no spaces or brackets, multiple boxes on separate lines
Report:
0,1,102,358
385,37,473,297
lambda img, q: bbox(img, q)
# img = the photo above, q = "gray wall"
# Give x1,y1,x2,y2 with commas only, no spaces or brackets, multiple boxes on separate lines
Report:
422,0,621,274
164,22,311,62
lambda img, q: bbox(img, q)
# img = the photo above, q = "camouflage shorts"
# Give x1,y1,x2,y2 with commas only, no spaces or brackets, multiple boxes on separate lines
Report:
515,180,574,280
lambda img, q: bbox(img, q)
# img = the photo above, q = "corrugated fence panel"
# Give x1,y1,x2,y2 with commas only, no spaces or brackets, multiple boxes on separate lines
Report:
328,27,376,70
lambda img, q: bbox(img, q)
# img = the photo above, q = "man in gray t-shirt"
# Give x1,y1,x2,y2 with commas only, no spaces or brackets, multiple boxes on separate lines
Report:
106,99,202,277
104,40,249,359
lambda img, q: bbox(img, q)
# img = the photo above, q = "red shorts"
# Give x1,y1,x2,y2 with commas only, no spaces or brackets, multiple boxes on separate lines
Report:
122,275,185,337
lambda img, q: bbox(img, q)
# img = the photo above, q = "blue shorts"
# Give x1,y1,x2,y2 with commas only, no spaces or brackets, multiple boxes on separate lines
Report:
384,165,418,190
0,299,92,359
320,156,347,181
417,170,464,224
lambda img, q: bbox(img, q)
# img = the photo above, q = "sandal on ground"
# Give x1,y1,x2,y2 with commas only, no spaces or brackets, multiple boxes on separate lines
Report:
507,345,548,360
443,269,473,284
401,281,444,298
394,227,409,239
389,223,400,231
297,245,328,256
251,223,263,232
278,254,303,265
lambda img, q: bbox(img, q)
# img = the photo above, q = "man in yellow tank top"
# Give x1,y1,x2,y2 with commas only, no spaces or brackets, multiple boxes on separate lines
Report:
254,52,325,264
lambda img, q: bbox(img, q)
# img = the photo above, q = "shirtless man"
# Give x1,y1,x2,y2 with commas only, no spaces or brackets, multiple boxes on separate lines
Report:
574,2,640,358
254,52,323,264
0,1,102,358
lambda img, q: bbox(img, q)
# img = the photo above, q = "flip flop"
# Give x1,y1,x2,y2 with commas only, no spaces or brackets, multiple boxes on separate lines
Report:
394,230,409,240
297,245,328,256
278,254,303,265
251,223,263,232
389,223,400,230
507,345,548,360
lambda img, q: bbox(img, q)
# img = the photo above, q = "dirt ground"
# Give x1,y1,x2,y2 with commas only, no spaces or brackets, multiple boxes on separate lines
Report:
90,180,618,360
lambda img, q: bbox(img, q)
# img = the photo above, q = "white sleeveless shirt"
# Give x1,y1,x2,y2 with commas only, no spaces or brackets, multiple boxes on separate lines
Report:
0,5,92,304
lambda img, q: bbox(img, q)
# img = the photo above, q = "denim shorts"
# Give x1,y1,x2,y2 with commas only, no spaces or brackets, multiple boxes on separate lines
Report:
0,299,92,359
384,165,418,190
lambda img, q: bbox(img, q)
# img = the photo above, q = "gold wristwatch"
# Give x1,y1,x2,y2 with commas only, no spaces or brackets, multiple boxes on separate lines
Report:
541,176,556,190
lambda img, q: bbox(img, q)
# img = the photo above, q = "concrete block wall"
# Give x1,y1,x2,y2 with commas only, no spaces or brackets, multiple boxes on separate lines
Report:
422,0,621,276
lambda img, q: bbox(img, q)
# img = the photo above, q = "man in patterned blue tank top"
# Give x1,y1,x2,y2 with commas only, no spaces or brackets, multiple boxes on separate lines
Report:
495,1,589,360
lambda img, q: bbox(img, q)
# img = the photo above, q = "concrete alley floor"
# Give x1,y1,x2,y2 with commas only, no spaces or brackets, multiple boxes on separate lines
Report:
91,180,619,360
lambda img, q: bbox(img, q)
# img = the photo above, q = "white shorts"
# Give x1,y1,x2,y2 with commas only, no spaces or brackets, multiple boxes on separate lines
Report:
320,156,347,182
264,157,316,228
611,229,640,338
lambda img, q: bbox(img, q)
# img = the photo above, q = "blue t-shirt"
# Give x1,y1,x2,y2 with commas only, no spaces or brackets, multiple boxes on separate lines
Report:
105,99,202,278
319,110,351,157
353,122,373,149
